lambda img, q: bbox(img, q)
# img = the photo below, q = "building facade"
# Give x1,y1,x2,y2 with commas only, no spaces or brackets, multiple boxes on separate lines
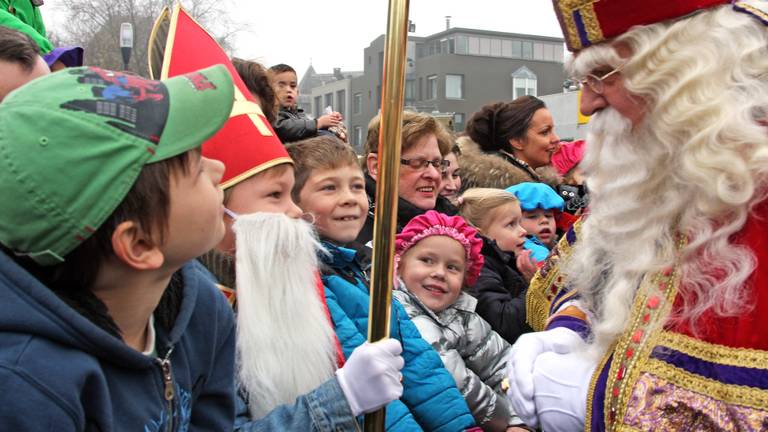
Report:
306,27,568,152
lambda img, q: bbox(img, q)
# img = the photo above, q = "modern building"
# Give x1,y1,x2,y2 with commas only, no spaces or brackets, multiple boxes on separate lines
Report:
306,27,568,152
299,66,363,118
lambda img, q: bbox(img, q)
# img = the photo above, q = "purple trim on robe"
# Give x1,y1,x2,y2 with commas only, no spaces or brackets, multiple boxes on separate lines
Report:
651,346,768,390
548,287,579,315
591,353,612,432
546,315,590,339
566,225,578,244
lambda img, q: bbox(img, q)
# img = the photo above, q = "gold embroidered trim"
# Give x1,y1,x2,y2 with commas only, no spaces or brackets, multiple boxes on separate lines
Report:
615,426,645,432
585,343,615,432
656,331,768,369
526,218,582,331
550,289,580,315
646,359,768,411
735,1,768,21
554,0,606,50
603,236,686,431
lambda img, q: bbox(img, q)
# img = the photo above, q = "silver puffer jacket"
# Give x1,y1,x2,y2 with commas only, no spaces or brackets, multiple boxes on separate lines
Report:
393,283,523,431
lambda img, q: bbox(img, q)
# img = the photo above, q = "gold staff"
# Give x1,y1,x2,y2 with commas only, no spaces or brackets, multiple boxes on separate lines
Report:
365,0,410,430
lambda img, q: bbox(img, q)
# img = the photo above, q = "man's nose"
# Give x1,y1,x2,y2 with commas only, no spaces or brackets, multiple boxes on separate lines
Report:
579,87,607,117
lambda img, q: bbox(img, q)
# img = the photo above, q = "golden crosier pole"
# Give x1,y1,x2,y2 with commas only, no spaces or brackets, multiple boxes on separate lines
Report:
364,0,410,430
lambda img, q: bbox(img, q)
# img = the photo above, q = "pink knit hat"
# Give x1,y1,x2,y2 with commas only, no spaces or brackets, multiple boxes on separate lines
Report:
395,210,485,286
551,140,586,176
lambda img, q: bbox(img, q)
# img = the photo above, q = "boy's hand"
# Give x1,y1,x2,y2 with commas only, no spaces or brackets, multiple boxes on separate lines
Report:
516,249,538,282
317,112,342,129
335,339,404,416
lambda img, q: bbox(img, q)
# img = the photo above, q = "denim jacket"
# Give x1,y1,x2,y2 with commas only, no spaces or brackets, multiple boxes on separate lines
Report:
234,378,359,431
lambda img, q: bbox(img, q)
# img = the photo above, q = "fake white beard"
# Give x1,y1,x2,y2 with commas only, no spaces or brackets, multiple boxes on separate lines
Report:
232,212,337,419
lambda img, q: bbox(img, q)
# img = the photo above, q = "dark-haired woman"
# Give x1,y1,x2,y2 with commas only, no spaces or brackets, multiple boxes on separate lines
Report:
460,96,561,190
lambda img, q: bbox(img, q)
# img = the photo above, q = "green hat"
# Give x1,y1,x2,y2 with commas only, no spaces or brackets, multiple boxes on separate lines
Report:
0,65,234,265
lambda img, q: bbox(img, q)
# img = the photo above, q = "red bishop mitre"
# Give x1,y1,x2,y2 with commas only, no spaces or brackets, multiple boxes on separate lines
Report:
551,0,731,51
148,5,291,189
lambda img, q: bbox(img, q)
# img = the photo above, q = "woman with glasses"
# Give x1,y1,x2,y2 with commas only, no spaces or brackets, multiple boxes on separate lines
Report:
356,111,457,246
460,96,562,190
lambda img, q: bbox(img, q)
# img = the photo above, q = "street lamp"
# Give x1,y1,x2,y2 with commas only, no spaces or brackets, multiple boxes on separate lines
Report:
120,22,134,71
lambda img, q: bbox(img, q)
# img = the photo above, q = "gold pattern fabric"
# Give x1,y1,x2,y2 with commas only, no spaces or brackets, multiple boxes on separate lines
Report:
588,234,768,431
526,218,582,331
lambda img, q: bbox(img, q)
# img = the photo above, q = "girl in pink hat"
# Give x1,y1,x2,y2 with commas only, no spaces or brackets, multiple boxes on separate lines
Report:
392,211,532,432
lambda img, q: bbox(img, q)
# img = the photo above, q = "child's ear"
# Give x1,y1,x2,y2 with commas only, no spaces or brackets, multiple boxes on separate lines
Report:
366,153,379,180
110,221,164,270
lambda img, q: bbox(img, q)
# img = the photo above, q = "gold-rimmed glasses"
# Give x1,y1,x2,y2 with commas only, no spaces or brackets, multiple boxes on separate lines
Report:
572,63,625,94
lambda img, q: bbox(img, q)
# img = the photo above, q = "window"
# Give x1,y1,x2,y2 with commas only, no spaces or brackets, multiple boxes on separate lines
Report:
554,44,564,63
543,44,555,61
427,75,438,100
468,37,480,55
511,40,522,58
354,126,363,149
502,40,512,57
314,96,322,118
511,66,537,99
522,41,533,59
336,90,346,117
353,92,362,114
445,74,463,99
534,43,544,61
455,35,468,54
479,38,491,56
405,80,416,100
324,93,333,111
454,113,465,132
491,39,502,57
440,38,449,54
418,77,423,100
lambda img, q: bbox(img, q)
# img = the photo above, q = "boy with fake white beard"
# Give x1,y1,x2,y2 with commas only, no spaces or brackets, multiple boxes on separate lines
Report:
286,136,477,431
196,84,404,432
156,12,403,430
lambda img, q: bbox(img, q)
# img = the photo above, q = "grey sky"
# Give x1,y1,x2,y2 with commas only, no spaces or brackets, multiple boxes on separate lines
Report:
47,1,563,80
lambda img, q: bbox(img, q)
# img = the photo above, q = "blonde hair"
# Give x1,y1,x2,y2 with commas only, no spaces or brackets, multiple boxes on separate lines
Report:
566,6,768,349
458,188,520,233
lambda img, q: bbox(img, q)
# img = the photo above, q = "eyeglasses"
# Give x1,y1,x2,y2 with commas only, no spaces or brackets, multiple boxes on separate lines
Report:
572,63,625,95
400,157,450,172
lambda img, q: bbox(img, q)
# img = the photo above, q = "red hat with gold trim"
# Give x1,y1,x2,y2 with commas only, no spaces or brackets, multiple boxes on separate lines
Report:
552,0,732,51
148,5,291,189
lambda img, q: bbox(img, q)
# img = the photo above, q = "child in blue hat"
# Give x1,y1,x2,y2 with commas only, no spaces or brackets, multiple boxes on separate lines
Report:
505,182,564,263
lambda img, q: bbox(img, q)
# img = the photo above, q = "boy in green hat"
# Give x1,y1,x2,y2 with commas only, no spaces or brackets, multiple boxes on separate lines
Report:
0,65,237,430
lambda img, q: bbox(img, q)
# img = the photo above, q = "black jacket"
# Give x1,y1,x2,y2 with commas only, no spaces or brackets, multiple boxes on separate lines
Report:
272,106,318,143
356,174,458,246
469,237,532,344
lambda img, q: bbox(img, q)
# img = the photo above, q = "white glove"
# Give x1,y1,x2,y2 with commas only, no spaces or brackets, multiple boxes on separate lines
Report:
336,339,405,416
532,350,596,431
506,327,584,426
